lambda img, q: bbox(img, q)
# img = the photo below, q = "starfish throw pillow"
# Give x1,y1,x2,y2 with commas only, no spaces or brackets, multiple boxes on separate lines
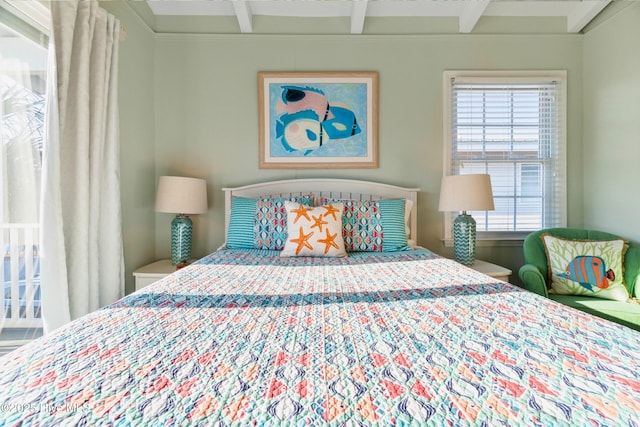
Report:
280,201,347,258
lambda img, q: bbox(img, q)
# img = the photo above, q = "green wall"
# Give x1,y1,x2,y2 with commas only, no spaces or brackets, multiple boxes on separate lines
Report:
98,2,603,288
583,3,640,242
152,33,584,283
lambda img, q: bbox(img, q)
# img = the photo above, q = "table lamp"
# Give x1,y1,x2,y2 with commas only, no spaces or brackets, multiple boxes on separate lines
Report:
438,174,495,266
155,176,208,266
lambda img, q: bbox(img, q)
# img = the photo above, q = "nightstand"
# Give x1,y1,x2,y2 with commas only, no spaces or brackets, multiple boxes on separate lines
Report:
133,259,176,291
469,259,512,282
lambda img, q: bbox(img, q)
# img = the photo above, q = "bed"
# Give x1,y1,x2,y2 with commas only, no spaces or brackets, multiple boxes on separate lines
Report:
1,178,639,426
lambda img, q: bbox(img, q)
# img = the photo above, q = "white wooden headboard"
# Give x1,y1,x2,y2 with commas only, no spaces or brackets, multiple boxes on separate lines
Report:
223,178,419,245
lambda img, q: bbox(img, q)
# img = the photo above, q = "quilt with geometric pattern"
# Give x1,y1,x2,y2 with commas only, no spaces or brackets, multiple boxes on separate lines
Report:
1,248,639,426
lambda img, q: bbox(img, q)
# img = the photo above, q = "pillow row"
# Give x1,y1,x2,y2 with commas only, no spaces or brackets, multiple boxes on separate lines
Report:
227,195,412,253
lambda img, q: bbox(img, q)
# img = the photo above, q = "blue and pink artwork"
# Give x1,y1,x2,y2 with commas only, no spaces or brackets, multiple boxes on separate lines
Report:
271,84,364,157
259,72,377,168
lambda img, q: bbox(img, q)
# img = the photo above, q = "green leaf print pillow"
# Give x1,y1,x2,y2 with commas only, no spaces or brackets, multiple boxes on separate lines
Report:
542,235,630,302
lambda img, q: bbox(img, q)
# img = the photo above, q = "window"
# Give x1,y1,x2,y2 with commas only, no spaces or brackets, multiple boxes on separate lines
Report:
1,4,49,349
443,71,566,241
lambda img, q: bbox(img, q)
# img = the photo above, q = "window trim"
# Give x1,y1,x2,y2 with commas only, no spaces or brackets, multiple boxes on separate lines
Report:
0,1,50,41
442,70,567,241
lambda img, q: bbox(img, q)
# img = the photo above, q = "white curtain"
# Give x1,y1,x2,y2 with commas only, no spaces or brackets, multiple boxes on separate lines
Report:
40,1,123,333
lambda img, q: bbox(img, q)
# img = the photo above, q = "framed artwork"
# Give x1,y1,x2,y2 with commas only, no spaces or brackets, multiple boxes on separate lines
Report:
258,71,378,169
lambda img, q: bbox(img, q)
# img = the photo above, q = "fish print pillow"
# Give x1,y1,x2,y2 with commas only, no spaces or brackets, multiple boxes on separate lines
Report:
542,235,630,302
280,201,347,258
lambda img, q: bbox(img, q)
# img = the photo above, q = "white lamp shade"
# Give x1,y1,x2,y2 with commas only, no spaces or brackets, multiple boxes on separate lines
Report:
438,174,495,212
155,176,208,214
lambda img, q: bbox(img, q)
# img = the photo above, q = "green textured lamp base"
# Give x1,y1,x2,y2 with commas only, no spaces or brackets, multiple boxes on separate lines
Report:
171,214,193,266
453,213,476,266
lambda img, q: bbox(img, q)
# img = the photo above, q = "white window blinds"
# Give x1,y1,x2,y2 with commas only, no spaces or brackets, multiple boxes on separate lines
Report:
443,71,567,239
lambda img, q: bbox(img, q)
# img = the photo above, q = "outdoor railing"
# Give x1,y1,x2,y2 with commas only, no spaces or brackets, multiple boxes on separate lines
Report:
2,223,42,328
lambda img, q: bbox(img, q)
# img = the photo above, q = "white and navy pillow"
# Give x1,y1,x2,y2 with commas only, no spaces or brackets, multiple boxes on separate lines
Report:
319,197,410,252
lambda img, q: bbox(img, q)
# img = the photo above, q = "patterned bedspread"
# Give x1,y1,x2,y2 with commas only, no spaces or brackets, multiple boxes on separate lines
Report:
1,248,639,426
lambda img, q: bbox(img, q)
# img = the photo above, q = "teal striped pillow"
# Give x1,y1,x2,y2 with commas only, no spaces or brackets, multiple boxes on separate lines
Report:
378,199,409,252
226,195,313,249
226,197,257,249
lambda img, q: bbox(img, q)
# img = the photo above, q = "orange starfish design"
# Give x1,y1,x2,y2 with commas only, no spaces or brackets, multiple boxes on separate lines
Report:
311,214,328,232
322,204,341,221
291,204,313,224
291,227,314,255
318,228,339,254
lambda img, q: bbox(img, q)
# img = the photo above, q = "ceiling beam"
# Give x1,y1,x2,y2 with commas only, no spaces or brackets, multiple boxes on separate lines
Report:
459,0,490,33
350,0,368,34
232,0,253,34
567,0,610,33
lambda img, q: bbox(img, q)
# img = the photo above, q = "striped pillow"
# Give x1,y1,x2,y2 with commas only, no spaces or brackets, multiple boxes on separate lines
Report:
226,195,313,250
378,199,409,251
319,197,410,252
226,197,256,249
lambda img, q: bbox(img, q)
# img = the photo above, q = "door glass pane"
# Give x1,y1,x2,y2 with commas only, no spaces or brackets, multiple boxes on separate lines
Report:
1,20,47,353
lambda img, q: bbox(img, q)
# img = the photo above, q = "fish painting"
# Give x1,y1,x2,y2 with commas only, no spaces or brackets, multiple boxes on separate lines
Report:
556,256,614,291
274,86,361,155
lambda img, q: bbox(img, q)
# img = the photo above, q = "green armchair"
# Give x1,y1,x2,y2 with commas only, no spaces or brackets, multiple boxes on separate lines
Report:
519,228,640,331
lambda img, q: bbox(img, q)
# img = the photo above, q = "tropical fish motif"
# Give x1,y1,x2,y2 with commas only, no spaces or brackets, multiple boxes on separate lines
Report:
557,255,614,291
577,392,619,420
354,395,380,422
529,375,560,397
461,339,490,353
494,377,526,398
616,390,640,412
276,110,327,153
397,396,436,423
524,348,557,364
322,105,360,139
329,378,367,400
322,395,349,422
563,373,608,395
268,396,304,421
446,377,486,399
449,395,481,423
597,361,633,378
277,86,331,119
274,85,361,155
485,394,518,420
138,394,176,420
529,393,572,422
490,360,525,381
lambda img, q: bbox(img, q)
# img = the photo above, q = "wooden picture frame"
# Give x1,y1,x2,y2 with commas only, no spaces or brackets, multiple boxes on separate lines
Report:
258,71,378,169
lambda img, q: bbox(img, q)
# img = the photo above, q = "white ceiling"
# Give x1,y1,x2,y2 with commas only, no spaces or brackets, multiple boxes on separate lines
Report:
144,0,612,34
